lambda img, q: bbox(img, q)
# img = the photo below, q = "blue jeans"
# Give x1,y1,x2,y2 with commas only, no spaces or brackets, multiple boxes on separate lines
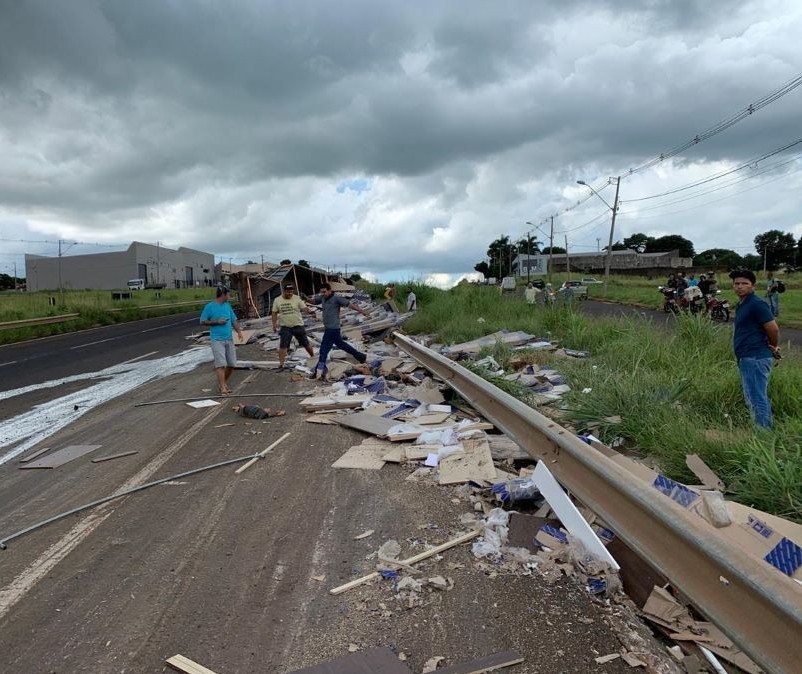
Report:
738,357,774,428
767,293,779,317
316,328,366,372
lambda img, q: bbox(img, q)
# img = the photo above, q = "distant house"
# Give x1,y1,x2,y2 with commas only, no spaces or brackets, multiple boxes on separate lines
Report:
24,241,215,291
513,250,692,276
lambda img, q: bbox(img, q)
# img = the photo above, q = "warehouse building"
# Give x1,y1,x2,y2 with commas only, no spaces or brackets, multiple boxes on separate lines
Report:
25,241,216,291
513,249,692,277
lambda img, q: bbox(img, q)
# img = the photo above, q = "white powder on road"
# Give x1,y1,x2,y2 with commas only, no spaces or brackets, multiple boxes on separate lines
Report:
0,347,211,465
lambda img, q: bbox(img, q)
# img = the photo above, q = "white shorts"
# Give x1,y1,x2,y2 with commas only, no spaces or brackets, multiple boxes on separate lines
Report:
210,340,237,368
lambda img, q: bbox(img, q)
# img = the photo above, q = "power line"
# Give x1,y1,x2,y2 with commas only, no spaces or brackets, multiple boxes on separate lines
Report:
624,71,802,176
0,237,125,248
622,136,802,203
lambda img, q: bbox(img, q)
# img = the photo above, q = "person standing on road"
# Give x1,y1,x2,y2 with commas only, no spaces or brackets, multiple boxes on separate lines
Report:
271,284,315,369
766,273,780,318
199,286,243,395
730,269,780,428
309,282,370,380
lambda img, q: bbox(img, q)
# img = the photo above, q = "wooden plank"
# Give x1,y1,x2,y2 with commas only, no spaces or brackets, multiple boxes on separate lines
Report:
336,411,397,437
233,329,256,345
18,446,53,464
234,432,291,474
19,444,102,470
166,654,219,674
286,647,413,674
329,529,480,595
439,437,497,485
487,435,530,460
91,450,139,463
331,446,386,470
436,651,525,674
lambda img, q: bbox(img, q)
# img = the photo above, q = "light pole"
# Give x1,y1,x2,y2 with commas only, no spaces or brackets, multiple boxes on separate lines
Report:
577,177,620,297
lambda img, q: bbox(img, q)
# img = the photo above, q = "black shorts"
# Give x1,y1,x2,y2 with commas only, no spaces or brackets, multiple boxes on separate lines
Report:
279,325,310,349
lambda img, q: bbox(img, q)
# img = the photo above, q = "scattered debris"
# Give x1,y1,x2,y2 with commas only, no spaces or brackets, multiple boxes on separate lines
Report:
166,654,218,674
354,529,375,540
91,450,138,463
185,399,221,408
422,656,444,672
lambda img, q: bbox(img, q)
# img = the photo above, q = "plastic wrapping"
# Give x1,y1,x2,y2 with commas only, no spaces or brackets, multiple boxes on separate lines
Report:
490,477,540,503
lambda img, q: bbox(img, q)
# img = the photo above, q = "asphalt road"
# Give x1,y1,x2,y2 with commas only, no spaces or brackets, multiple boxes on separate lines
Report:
579,299,802,348
0,311,202,393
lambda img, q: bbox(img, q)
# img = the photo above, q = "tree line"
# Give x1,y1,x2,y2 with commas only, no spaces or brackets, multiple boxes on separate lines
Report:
474,229,802,279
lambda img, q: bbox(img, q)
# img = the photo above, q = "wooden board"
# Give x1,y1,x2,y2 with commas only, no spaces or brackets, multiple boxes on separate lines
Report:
487,435,530,460
233,329,257,345
336,410,397,437
287,647,413,674
331,444,388,470
91,450,138,463
19,444,102,470
299,395,370,411
166,654,218,674
18,446,53,464
439,437,497,485
436,651,524,674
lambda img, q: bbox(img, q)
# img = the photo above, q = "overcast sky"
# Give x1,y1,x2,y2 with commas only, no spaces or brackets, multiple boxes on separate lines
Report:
1,0,801,286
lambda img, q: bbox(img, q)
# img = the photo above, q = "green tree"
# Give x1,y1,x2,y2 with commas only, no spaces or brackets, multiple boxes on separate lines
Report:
741,254,762,271
622,233,654,250
515,234,541,256
280,258,292,266
486,236,518,278
649,234,695,258
541,246,566,255
474,261,491,278
0,273,15,290
693,248,743,269
297,259,310,268
754,230,795,270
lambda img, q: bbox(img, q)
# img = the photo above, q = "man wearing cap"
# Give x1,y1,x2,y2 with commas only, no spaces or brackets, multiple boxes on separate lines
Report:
729,268,780,428
271,284,316,369
309,282,370,379
199,286,243,395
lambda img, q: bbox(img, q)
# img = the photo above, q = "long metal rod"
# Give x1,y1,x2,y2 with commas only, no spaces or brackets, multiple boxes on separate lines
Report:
0,454,257,550
135,393,308,407
393,332,802,674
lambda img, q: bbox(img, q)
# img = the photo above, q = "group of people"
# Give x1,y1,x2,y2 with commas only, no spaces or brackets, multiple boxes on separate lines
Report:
199,282,373,395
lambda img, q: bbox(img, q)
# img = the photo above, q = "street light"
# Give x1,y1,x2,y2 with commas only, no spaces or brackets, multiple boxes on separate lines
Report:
527,219,554,284
577,177,621,297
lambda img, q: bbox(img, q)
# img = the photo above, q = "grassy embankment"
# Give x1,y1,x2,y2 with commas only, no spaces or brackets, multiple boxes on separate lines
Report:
366,281,802,522
0,288,217,344
545,272,802,328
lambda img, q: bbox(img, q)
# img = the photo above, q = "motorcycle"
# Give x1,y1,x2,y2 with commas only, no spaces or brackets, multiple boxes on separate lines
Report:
678,286,705,314
658,286,679,314
706,291,730,322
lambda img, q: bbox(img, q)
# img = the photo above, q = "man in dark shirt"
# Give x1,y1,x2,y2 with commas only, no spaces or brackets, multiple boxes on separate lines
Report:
308,282,371,380
730,269,780,428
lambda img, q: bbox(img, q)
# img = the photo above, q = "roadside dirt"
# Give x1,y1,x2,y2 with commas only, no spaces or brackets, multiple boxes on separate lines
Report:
0,343,674,673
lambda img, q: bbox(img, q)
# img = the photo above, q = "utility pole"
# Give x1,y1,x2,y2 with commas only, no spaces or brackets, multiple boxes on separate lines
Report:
156,241,160,284
597,238,601,252
763,248,768,275
13,261,17,290
526,233,531,283
548,216,554,285
58,239,63,304
261,255,264,272
565,234,571,280
602,176,621,298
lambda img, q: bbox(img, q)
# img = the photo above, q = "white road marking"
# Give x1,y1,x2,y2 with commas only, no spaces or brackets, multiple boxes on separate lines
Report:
0,361,18,368
118,350,159,366
70,337,118,350
0,385,247,621
0,348,211,465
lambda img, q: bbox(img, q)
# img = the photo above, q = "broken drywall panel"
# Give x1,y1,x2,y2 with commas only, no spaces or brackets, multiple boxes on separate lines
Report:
531,461,619,570
19,444,102,470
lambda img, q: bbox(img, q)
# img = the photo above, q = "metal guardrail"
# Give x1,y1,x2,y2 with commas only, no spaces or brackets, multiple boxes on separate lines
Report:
0,300,211,332
393,331,802,674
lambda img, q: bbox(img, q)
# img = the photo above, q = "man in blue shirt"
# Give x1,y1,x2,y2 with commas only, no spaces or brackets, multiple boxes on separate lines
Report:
199,286,243,395
307,282,370,380
730,269,780,428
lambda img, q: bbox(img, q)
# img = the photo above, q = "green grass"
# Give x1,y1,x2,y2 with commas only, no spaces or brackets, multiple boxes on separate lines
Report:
0,288,220,344
534,272,802,328
405,283,802,522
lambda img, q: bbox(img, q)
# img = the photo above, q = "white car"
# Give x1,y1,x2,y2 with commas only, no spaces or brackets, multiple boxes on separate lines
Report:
127,279,145,290
581,277,602,285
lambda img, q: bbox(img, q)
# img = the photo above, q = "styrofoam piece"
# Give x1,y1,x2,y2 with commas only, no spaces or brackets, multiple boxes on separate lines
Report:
532,461,619,570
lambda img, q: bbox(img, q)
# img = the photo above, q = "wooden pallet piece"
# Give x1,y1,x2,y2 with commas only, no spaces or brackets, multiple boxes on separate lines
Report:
234,432,291,474
286,647,413,674
19,444,102,470
166,653,218,674
436,650,524,674
91,450,139,463
336,410,397,437
329,529,480,595
18,446,52,464
439,437,497,485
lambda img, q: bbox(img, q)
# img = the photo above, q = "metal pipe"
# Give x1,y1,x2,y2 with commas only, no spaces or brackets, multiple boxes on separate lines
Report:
393,331,802,674
0,454,258,550
134,393,308,407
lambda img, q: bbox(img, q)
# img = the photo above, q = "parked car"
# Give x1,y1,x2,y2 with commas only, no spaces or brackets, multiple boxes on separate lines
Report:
558,280,588,299
581,277,602,285
529,279,546,290
127,279,145,290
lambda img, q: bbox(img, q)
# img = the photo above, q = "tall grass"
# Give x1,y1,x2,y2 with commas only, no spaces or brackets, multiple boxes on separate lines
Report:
407,283,802,521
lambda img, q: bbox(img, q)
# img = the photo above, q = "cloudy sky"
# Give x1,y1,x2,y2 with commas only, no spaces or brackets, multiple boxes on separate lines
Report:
1,0,801,286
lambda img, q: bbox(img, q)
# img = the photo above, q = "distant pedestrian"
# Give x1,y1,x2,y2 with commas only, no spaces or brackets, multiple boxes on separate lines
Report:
524,282,540,305
309,282,370,380
730,269,780,428
271,284,315,369
675,272,688,296
199,286,243,395
406,289,417,312
384,283,398,311
766,273,780,317
687,274,698,288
